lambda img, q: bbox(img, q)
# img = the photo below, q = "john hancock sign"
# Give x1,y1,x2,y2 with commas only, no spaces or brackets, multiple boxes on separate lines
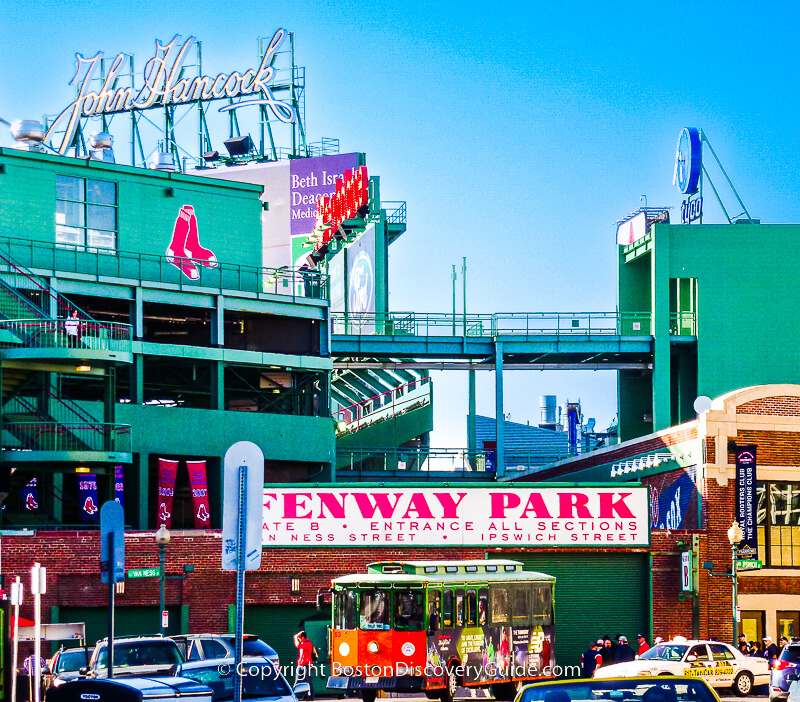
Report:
45,29,296,154
261,486,649,547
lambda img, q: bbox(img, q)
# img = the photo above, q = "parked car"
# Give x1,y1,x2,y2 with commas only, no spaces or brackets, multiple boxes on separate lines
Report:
593,638,770,695
172,634,279,666
517,676,721,702
44,676,212,702
81,635,184,678
770,642,800,701
43,647,91,691
169,658,310,702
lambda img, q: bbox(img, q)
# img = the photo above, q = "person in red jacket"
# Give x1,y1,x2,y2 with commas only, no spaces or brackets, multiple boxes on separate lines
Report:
637,634,651,655
294,630,316,699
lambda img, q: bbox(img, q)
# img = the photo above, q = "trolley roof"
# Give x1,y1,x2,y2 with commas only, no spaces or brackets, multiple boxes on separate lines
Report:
332,560,555,586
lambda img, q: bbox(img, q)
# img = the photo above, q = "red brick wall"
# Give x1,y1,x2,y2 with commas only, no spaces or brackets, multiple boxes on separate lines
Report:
737,397,800,416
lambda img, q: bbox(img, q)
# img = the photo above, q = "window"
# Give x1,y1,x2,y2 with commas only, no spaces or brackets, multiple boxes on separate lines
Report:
334,588,358,630
455,589,465,627
465,588,477,626
204,639,229,659
756,483,800,567
531,584,553,626
688,645,709,661
478,588,488,626
485,565,498,573
445,566,458,573
465,565,478,572
394,589,424,631
490,587,510,625
708,644,734,661
442,589,454,627
424,566,438,573
359,590,390,630
428,590,442,631
56,175,117,252
511,587,531,625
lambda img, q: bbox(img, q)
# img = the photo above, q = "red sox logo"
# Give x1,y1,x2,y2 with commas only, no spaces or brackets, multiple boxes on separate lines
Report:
166,205,218,281
25,492,38,511
196,503,210,523
83,496,98,515
159,502,171,523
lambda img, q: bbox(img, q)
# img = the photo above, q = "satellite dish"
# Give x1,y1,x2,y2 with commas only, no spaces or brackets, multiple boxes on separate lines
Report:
693,395,713,414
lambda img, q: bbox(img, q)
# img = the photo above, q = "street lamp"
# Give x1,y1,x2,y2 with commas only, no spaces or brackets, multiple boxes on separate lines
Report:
155,524,171,636
727,521,744,643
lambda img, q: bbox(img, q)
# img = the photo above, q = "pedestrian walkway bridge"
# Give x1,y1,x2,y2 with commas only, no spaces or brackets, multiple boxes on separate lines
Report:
330,311,696,369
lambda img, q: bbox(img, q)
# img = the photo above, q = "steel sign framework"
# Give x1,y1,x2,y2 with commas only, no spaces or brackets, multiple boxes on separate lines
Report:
42,29,311,168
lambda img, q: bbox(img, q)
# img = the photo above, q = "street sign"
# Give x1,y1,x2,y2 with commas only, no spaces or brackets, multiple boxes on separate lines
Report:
222,441,265,572
161,610,169,628
680,550,693,592
100,501,125,584
737,559,763,571
127,567,159,579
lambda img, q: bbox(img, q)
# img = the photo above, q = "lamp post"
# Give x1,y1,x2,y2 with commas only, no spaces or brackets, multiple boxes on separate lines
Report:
155,524,171,636
727,521,744,643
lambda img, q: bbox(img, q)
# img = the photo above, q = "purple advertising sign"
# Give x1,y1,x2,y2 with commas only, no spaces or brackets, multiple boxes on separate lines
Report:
289,153,360,237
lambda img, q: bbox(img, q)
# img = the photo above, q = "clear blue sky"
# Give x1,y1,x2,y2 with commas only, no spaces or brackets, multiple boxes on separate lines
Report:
2,1,799,446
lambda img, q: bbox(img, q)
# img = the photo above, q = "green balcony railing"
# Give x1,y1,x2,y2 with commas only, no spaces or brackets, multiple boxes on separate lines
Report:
0,319,132,353
332,312,655,337
0,236,329,301
3,422,132,453
670,311,698,336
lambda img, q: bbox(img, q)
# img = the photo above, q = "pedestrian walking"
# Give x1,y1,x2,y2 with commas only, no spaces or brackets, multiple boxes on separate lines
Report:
763,636,778,668
293,629,316,700
637,634,650,655
737,633,751,655
581,640,604,678
615,635,636,663
779,636,790,657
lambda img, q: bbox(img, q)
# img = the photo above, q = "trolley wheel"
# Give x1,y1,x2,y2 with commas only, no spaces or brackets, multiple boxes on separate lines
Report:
361,690,378,702
440,664,460,702
491,682,518,701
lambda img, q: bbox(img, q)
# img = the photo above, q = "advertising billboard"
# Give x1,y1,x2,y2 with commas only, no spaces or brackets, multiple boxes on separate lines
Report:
346,224,376,334
261,486,649,547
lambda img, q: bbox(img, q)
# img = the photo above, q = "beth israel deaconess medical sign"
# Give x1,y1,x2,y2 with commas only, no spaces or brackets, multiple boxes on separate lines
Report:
261,486,650,547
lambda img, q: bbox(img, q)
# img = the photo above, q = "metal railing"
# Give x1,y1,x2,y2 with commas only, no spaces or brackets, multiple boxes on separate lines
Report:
0,236,329,301
670,311,698,336
383,201,407,225
332,312,661,337
0,319,132,352
3,422,132,453
334,377,431,428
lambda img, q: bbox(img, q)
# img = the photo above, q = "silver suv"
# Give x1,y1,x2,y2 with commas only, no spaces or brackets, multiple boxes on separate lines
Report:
172,634,279,666
82,635,184,678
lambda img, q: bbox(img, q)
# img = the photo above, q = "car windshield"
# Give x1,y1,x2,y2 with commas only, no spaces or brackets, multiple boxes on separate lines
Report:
781,646,800,663
181,663,292,700
56,649,90,673
640,645,688,661
519,679,718,702
96,641,183,668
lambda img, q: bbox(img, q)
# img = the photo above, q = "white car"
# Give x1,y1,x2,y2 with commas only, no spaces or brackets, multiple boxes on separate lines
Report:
594,638,770,696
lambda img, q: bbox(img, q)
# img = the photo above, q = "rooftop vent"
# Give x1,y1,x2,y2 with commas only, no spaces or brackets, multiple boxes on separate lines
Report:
89,132,115,163
10,120,45,151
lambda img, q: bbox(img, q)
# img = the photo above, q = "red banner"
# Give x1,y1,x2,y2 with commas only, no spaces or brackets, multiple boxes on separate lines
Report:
187,460,211,529
157,458,178,529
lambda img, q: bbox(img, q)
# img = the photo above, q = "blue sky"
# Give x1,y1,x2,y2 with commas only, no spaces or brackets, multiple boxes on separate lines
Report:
2,1,799,446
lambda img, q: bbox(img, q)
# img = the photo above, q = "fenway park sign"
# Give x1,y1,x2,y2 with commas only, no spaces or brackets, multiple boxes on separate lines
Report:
262,487,649,547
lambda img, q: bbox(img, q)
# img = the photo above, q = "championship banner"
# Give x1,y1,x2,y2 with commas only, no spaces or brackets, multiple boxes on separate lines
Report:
78,474,99,523
262,486,650,547
735,445,758,559
157,458,178,529
21,478,38,511
114,465,124,508
187,460,211,529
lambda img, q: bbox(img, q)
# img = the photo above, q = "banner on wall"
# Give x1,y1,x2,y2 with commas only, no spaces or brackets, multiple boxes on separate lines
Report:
78,474,99,523
157,459,179,529
187,460,212,529
735,445,758,559
261,486,649,547
645,466,700,530
114,465,124,508
21,478,38,511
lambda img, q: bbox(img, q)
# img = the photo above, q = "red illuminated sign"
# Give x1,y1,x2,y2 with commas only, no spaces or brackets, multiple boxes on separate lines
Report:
311,165,369,252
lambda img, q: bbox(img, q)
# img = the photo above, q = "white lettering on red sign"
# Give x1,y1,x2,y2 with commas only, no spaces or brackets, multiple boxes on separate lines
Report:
261,487,649,547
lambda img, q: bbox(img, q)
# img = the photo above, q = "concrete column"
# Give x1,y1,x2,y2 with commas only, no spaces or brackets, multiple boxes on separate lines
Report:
468,368,476,468
495,341,505,478
651,226,672,431
211,361,225,411
214,295,225,347
137,452,149,530
133,288,144,339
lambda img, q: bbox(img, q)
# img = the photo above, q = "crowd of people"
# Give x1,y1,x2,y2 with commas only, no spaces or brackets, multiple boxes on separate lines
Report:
737,633,792,668
581,634,655,677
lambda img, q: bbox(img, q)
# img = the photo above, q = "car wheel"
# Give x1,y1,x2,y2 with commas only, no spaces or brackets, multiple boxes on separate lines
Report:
733,671,753,696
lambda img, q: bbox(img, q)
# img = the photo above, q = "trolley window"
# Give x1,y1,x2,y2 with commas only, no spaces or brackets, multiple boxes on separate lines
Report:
455,589,465,627
511,587,531,625
466,589,478,626
478,588,489,626
442,589,454,627
530,584,553,626
490,587,510,625
394,589,424,631
334,588,358,630
428,590,442,631
360,590,390,630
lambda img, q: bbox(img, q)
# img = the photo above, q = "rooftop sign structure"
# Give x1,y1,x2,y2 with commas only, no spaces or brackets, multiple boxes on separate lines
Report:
39,29,311,167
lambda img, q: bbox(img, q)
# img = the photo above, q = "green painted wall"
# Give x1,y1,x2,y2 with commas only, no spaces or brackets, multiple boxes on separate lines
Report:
619,221,800,438
0,148,264,271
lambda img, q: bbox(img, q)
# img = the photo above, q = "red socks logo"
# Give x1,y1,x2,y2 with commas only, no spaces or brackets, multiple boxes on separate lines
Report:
166,205,218,280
